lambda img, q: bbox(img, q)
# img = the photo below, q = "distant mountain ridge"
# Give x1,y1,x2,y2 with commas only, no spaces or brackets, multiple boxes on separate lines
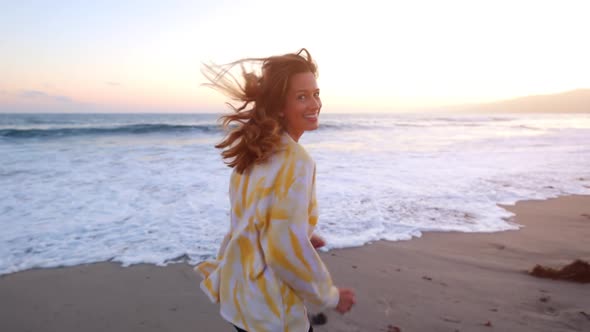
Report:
455,89,590,113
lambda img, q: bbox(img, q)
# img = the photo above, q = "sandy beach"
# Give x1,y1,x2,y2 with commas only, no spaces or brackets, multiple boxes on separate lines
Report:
1,195,589,332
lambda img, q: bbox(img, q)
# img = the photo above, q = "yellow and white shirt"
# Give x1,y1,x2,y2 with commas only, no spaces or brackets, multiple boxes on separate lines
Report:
195,132,339,332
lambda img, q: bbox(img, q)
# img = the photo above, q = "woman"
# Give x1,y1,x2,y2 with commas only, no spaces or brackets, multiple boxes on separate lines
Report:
195,48,356,332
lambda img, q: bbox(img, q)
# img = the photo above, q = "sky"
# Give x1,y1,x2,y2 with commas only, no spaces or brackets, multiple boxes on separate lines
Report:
1,0,589,113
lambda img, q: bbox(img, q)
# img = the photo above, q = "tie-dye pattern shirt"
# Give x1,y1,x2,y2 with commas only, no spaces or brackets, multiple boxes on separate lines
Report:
195,132,339,332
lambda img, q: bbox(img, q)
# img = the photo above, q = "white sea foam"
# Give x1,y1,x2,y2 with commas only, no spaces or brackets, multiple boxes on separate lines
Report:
1,113,589,275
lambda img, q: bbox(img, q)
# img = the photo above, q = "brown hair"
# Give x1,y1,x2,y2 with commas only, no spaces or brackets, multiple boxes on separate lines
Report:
202,48,317,173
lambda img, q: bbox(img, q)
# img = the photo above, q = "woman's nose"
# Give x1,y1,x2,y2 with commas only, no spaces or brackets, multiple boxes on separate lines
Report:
310,97,321,110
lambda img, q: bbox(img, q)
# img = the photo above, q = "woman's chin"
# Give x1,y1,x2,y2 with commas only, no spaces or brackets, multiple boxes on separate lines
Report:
306,122,320,132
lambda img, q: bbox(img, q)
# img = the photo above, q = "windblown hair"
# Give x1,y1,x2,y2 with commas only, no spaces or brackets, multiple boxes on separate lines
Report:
202,48,317,174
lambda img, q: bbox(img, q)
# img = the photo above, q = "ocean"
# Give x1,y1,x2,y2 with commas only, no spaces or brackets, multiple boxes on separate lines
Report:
1,112,589,276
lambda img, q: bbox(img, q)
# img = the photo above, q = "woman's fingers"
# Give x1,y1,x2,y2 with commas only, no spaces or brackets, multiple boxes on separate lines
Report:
336,288,356,313
310,234,326,249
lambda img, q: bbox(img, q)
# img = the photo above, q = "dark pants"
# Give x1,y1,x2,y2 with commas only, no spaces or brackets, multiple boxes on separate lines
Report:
234,324,313,332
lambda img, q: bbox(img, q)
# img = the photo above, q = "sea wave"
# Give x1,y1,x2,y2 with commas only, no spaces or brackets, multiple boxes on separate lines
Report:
0,121,547,139
0,123,222,138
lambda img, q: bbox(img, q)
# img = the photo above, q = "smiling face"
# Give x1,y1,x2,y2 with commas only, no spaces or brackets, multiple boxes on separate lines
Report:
281,72,322,142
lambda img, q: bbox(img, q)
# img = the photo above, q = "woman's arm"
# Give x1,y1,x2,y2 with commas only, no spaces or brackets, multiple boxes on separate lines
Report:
216,231,232,260
260,161,339,309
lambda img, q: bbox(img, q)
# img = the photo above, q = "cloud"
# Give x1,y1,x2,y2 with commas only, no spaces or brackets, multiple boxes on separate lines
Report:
105,81,121,86
1,89,95,113
19,90,72,103
20,90,48,98
53,95,73,103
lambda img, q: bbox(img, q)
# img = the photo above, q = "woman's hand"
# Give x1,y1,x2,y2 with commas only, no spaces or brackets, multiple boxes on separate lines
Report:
310,233,326,249
335,288,356,314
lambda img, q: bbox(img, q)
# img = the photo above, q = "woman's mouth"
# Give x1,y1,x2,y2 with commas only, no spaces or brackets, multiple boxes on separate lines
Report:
303,113,318,121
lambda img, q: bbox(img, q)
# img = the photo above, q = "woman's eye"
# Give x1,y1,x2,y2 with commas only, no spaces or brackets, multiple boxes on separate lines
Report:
313,92,320,97
297,95,306,100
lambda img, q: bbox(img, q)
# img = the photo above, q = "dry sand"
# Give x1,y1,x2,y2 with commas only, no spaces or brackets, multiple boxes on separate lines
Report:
1,195,589,332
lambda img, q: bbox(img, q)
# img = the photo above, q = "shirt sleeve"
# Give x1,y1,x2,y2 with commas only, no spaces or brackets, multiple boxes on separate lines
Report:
216,231,232,260
260,160,339,309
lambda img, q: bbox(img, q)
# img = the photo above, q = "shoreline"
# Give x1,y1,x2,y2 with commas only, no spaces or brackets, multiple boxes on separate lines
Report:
1,195,589,331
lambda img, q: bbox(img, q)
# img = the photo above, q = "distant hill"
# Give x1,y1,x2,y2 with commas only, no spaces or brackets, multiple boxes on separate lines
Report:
454,89,590,113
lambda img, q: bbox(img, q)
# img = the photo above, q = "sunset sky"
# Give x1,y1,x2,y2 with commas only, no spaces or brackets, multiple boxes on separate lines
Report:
1,0,589,113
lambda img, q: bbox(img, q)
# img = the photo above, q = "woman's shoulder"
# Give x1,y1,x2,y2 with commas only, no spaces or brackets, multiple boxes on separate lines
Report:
279,133,315,164
249,134,314,179
244,133,315,179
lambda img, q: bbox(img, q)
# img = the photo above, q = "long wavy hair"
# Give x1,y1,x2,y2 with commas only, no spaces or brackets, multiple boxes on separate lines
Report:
202,48,317,174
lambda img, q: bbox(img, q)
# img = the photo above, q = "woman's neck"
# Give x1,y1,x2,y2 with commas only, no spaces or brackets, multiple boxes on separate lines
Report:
285,128,302,142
